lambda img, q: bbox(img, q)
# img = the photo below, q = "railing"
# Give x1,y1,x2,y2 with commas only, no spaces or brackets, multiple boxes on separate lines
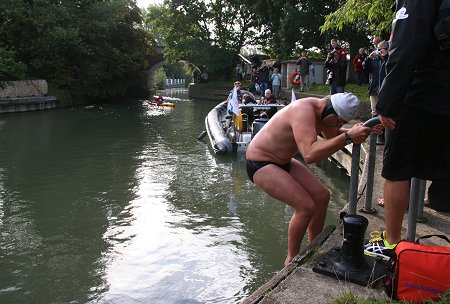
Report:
347,117,427,241
165,79,186,87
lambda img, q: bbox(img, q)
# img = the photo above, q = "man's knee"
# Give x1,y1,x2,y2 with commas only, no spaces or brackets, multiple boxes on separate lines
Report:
299,202,316,218
312,187,330,208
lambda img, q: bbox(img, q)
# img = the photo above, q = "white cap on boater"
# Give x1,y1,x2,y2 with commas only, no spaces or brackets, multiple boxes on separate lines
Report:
330,92,359,122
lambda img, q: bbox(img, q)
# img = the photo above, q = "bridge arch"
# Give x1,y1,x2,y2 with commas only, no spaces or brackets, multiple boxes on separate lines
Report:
145,49,201,90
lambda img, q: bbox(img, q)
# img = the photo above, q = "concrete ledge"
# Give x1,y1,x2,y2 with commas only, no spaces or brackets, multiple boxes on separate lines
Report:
242,225,336,304
0,80,48,98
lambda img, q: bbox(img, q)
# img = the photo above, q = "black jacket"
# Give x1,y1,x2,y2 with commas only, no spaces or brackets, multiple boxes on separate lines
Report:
325,58,347,86
363,54,388,96
377,0,450,117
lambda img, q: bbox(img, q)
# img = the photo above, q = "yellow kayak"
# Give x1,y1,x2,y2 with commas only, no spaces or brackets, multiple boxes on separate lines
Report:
150,102,176,108
160,102,175,108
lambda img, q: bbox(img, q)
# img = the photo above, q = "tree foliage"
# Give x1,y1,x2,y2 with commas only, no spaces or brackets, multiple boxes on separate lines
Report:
0,0,152,99
321,0,394,38
0,47,27,80
143,0,389,64
144,0,258,74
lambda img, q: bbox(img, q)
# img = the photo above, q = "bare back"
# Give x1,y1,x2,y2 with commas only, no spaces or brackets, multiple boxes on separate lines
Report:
246,97,325,164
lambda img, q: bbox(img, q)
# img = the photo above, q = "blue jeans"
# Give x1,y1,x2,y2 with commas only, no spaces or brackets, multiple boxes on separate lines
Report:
356,72,363,86
260,82,269,96
329,82,345,95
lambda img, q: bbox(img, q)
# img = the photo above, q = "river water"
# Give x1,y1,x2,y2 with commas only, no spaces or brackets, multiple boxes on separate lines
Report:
0,88,350,304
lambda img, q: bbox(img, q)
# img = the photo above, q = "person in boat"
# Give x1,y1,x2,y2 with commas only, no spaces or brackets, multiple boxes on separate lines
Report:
154,95,164,106
241,93,257,131
228,81,242,101
246,93,377,266
260,89,278,119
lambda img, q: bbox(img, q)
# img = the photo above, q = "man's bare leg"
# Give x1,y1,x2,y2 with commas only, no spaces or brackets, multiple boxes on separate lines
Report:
383,179,410,244
285,209,313,265
288,160,330,243
253,160,329,266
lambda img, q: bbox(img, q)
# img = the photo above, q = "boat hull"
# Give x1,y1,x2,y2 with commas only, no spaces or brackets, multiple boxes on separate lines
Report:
205,101,234,155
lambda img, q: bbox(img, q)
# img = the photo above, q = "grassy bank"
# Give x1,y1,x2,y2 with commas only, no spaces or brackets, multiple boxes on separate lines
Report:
334,291,450,304
297,83,370,103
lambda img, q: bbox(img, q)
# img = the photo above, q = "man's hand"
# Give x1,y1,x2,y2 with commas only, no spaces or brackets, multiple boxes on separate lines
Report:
347,123,372,144
372,123,384,135
379,114,396,130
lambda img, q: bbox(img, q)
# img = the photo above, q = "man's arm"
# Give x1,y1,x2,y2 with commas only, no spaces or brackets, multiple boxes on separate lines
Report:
291,108,349,164
294,121,371,164
377,0,437,118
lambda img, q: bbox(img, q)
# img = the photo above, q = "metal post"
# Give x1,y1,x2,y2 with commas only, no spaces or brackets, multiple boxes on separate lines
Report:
347,116,381,215
348,144,361,215
407,178,420,242
416,179,427,222
362,132,377,213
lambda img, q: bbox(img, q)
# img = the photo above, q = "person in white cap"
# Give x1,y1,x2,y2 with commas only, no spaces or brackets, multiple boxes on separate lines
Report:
246,92,376,266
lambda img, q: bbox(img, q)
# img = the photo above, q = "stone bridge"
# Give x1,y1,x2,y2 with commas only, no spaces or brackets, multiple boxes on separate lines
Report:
145,45,200,90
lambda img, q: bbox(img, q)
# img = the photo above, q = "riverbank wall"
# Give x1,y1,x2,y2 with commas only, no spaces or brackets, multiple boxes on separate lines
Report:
0,80,57,114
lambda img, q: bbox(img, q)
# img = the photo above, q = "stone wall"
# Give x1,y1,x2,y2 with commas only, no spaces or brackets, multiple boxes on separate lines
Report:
0,80,48,98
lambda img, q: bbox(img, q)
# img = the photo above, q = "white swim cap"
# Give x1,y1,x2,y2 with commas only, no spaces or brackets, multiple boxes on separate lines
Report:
330,92,359,122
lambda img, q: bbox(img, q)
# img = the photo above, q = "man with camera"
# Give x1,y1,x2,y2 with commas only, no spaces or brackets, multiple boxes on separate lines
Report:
325,51,347,95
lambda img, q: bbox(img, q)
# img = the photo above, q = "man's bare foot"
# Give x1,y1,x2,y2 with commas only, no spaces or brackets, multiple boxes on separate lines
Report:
284,256,294,267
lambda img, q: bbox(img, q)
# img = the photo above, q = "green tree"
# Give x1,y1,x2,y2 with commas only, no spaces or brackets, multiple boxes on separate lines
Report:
0,0,152,99
321,0,393,39
143,0,258,75
0,47,26,80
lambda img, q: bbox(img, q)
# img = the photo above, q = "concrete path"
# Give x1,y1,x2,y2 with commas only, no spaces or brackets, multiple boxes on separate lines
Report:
242,144,450,304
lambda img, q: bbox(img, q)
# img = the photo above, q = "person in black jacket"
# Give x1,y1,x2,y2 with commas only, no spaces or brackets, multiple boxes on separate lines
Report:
363,40,389,116
324,51,347,95
363,40,389,145
364,0,450,262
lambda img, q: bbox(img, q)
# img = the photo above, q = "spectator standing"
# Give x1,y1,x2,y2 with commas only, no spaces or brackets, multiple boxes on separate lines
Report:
308,60,315,89
259,65,270,99
325,51,347,94
352,48,366,86
372,36,383,51
296,52,312,92
271,68,282,98
364,0,450,261
329,38,347,59
363,40,389,144
236,63,243,81
250,68,260,95
363,41,389,117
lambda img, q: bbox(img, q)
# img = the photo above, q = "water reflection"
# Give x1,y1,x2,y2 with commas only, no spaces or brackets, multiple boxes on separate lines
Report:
0,89,349,304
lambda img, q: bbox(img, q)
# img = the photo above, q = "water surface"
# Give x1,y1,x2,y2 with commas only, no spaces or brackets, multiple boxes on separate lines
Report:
0,88,349,303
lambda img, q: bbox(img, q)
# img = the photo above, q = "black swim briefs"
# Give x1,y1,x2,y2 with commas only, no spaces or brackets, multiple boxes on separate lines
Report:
246,159,291,183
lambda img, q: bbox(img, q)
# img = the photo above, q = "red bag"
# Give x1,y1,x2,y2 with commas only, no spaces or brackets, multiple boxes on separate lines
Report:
385,235,450,302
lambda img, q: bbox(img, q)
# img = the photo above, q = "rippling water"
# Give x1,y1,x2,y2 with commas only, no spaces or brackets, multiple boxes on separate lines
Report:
0,88,349,303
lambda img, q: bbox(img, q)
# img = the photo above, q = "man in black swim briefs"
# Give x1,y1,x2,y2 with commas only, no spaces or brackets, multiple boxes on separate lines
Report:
246,93,376,266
